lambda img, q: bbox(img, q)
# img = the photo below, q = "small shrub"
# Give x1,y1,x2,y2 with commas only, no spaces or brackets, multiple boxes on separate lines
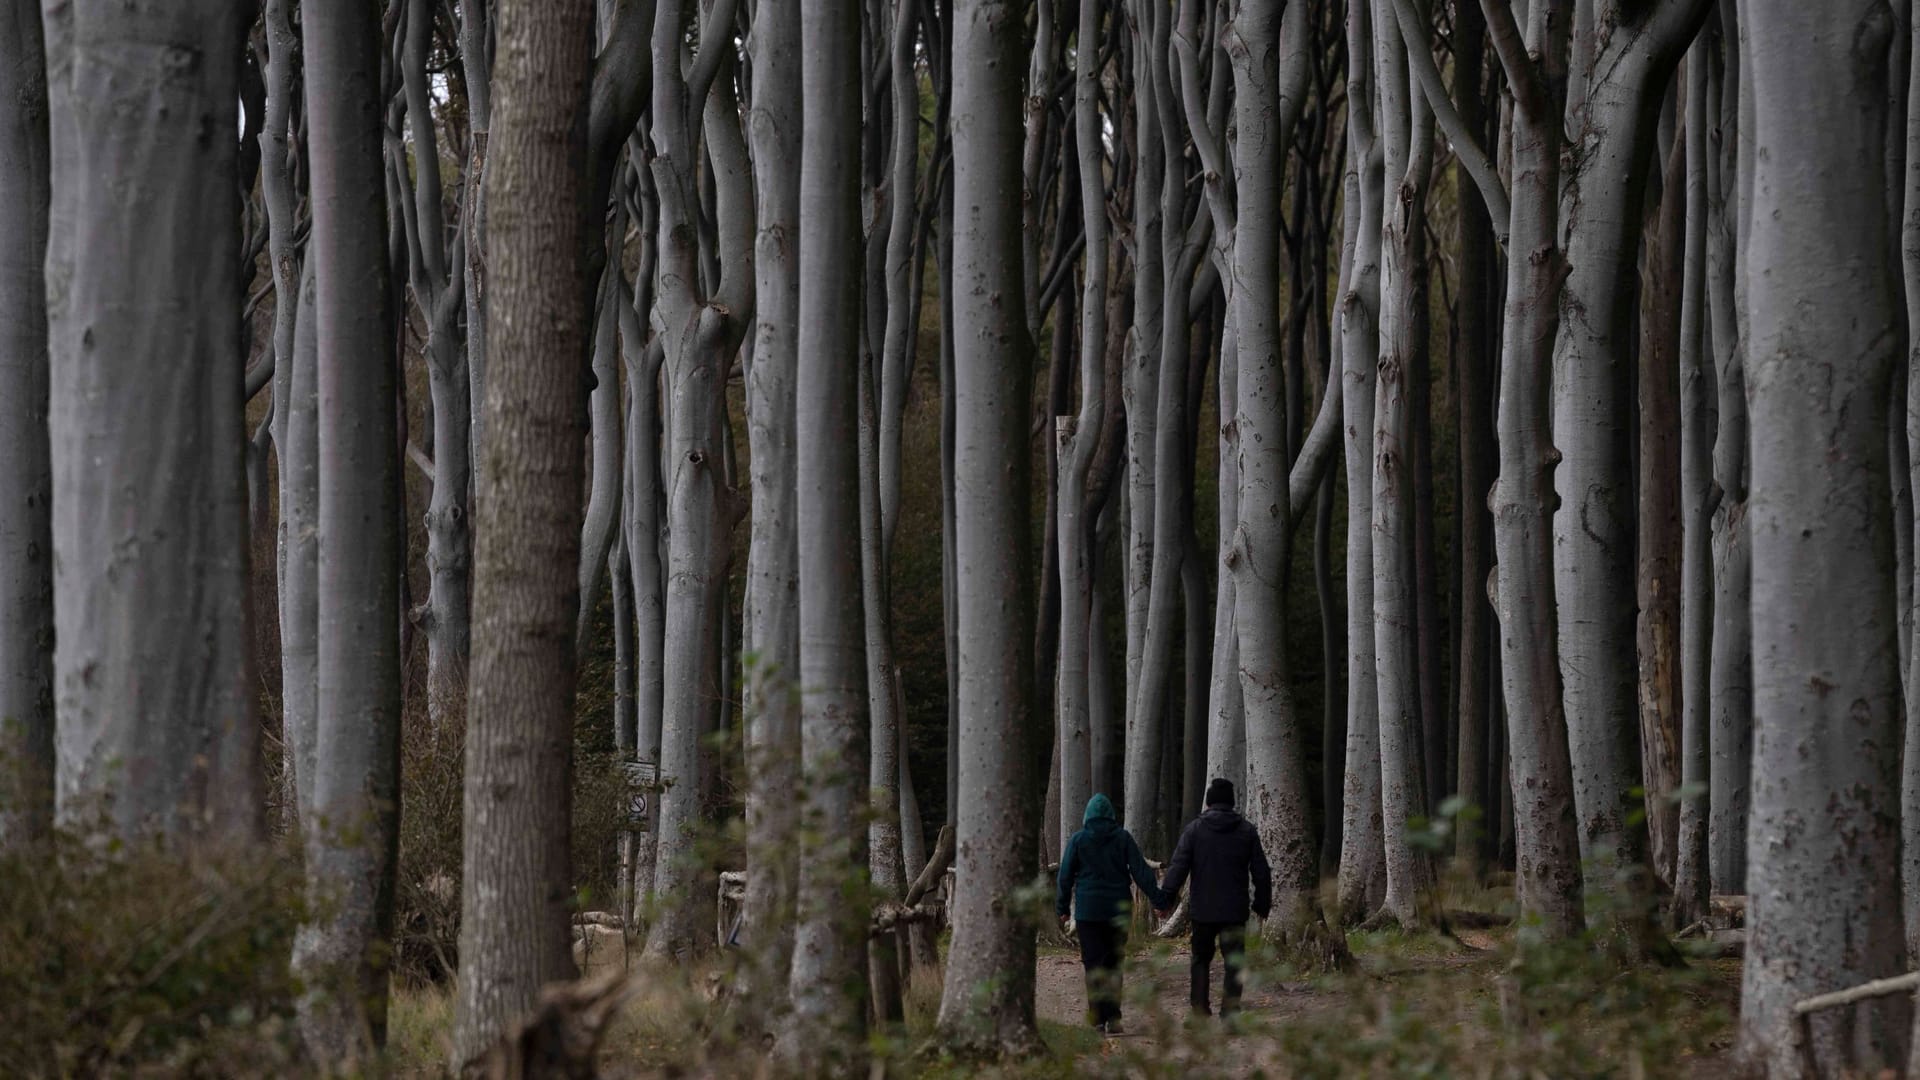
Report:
0,826,307,1076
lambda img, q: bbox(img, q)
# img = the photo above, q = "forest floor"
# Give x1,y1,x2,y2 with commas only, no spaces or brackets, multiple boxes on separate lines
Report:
389,914,1744,1077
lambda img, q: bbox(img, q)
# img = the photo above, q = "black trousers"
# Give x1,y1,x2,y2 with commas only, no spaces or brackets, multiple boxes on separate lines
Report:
1078,919,1128,1027
1190,920,1246,1015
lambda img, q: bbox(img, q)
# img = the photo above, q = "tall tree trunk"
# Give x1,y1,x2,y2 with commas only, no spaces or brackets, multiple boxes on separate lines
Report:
296,0,404,1054
742,0,801,1020
1738,4,1907,1072
1704,33,1752,897
1483,0,1584,939
575,264,625,645
1450,0,1494,867
1551,0,1699,894
281,263,321,833
935,0,1041,1055
1336,0,1387,921
1221,0,1326,946
778,0,871,1060
45,0,260,845
0,0,53,844
1370,0,1436,928
645,0,752,960
1634,104,1685,891
1904,0,1920,965
1058,0,1110,839
1672,38,1715,926
450,0,593,1063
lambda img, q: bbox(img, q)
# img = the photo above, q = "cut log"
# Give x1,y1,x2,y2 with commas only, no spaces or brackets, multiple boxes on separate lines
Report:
475,969,635,1080
1791,970,1920,1015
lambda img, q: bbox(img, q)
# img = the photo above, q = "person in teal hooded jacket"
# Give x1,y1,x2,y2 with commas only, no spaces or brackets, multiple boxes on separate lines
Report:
1056,793,1168,1034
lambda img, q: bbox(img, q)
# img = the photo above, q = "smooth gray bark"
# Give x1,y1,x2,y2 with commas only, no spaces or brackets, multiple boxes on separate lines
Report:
1738,4,1907,1072
1057,0,1109,839
450,0,594,1063
282,261,321,834
576,260,625,646
296,0,404,1054
1370,0,1436,928
742,0,801,1020
45,0,260,845
1905,0,1920,965
0,0,53,842
645,0,753,960
1482,0,1584,938
935,0,1041,1055
1337,0,1387,923
776,0,870,1061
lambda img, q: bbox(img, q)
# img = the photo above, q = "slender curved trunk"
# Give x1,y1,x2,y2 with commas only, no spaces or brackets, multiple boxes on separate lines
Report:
935,0,1041,1055
576,264,625,645
1635,107,1685,890
1336,0,1386,923
1058,0,1109,838
1738,4,1906,1071
1370,0,1436,928
0,0,54,843
1672,39,1715,926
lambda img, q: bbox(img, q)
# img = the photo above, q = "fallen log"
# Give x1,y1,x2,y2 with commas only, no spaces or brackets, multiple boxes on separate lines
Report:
1792,970,1920,1016
870,900,946,937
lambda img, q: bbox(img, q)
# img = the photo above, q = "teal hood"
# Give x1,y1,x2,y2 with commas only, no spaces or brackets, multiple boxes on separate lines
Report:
1083,793,1116,826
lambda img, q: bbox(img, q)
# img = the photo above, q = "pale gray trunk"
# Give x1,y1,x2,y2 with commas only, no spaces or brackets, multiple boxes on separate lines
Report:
46,0,260,845
0,0,53,843
1738,4,1906,1071
1208,312,1247,790
449,0,594,1063
617,235,665,911
741,0,800,1019
1483,0,1584,938
776,0,870,1060
576,261,625,645
1672,38,1715,925
935,0,1042,1055
462,1,492,465
1550,0,1682,883
295,0,404,1053
1057,0,1109,838
1370,0,1435,928
398,0,475,738
1222,0,1322,938
281,263,321,831
1337,0,1387,923
644,0,752,960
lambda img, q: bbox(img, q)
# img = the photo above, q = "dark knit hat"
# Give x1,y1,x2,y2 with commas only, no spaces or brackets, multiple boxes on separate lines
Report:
1205,777,1235,808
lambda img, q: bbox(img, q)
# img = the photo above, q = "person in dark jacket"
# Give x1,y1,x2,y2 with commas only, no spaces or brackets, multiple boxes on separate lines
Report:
1056,792,1167,1034
1157,778,1272,1017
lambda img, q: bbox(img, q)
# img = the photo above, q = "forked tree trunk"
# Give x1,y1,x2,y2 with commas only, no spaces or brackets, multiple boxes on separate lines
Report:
936,0,1042,1056
1482,0,1584,939
777,0,870,1063
44,0,260,846
1738,4,1907,1072
0,0,54,844
296,0,404,1055
741,0,801,1021
450,0,593,1064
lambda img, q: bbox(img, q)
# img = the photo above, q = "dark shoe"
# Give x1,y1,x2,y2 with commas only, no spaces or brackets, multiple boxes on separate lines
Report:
1102,1020,1125,1036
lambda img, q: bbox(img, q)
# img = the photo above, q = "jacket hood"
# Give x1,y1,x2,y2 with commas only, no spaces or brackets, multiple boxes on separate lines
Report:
1083,793,1117,825
1201,807,1244,832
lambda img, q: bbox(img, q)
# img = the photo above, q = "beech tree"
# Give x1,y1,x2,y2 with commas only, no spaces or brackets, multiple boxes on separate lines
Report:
451,0,594,1062
936,0,1042,1055
43,0,260,844
1738,1,1907,1071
